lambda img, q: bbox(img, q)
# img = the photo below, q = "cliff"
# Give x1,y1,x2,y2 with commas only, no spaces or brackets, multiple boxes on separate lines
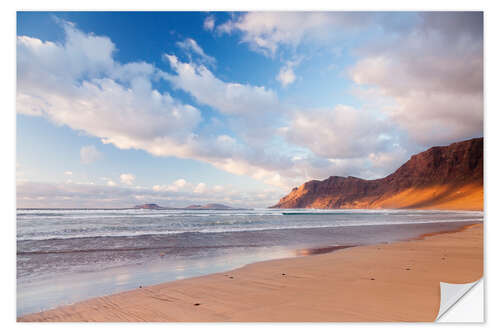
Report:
272,138,483,210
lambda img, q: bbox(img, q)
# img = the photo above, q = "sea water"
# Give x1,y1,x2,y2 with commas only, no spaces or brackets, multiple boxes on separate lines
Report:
17,208,483,316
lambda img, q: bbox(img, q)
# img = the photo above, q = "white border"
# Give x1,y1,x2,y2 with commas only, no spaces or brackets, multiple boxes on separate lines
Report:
3,1,499,332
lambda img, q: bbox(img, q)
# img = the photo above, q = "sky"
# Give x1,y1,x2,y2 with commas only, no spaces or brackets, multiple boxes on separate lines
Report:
16,11,483,208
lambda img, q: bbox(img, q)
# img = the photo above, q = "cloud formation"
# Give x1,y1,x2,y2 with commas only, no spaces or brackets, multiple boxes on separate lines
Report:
162,54,285,146
16,14,483,203
176,38,216,67
349,12,483,146
282,105,397,159
193,182,207,194
153,178,189,192
17,22,202,157
163,54,279,117
276,57,302,87
16,21,300,189
276,66,296,87
120,173,135,185
17,180,284,208
216,12,375,56
203,15,215,31
219,12,483,148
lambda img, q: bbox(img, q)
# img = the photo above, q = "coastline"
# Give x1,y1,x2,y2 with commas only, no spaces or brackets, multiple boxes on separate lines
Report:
19,222,483,322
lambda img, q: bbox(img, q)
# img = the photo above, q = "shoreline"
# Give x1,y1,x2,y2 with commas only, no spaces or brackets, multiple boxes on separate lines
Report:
19,222,483,322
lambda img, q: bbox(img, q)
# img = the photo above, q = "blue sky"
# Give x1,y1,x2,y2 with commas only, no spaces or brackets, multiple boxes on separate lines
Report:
16,12,483,208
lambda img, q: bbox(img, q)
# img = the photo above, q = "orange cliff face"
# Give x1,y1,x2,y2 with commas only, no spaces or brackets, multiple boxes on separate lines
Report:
272,138,483,211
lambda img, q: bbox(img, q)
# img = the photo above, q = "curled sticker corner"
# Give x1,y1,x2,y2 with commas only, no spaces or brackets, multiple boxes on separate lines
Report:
436,279,481,321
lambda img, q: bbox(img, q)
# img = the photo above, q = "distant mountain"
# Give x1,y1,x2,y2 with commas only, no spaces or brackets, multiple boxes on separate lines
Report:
184,203,237,210
133,203,164,210
132,203,242,210
272,138,483,211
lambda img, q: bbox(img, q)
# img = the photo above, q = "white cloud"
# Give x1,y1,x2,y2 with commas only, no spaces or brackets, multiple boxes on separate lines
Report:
217,12,482,149
17,21,202,158
203,16,215,31
193,182,207,194
282,105,396,159
18,17,479,196
276,66,296,87
18,21,284,190
276,57,302,87
107,180,116,186
64,171,73,176
16,181,285,208
153,178,191,192
172,178,187,189
176,38,216,67
80,145,102,164
216,12,373,57
348,12,483,147
163,54,279,117
162,54,282,145
120,173,135,185
17,21,310,190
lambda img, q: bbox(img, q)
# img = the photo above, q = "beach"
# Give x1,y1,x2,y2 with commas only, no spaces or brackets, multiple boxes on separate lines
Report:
19,222,483,322
15,9,485,325
16,208,482,316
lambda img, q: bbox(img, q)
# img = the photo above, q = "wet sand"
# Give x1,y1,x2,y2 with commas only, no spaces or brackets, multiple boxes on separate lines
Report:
19,223,483,322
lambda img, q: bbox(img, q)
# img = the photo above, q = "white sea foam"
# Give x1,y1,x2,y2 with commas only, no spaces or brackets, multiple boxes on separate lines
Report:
17,217,483,241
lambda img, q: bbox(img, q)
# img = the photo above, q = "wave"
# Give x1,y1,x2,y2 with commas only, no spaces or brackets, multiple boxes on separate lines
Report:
16,212,285,220
17,218,483,242
17,244,260,255
17,211,482,217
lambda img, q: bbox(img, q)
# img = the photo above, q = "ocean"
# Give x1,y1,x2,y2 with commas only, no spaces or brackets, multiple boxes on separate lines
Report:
17,208,483,316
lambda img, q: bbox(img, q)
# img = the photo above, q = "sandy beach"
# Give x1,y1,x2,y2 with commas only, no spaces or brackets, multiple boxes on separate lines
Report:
18,223,483,322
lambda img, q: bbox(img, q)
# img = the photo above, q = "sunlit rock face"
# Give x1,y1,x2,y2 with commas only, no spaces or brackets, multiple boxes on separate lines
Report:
272,138,483,211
